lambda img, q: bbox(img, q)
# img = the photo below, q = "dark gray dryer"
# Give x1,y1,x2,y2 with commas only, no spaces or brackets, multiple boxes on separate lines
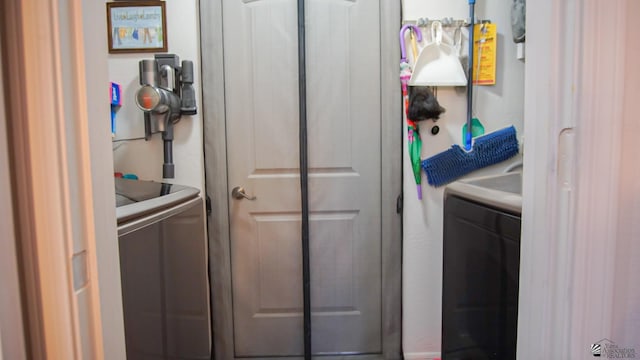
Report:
442,172,523,360
115,178,210,360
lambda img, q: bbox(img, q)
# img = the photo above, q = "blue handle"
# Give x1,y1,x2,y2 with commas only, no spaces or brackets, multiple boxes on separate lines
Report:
465,0,475,151
110,105,116,135
464,130,472,151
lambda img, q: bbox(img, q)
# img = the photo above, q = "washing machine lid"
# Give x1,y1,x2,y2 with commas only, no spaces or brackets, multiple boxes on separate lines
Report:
115,178,200,223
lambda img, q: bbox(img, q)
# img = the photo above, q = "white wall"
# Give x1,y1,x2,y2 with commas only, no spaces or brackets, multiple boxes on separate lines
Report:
401,0,524,357
612,0,640,349
109,0,204,191
98,1,204,356
517,1,639,357
82,0,127,358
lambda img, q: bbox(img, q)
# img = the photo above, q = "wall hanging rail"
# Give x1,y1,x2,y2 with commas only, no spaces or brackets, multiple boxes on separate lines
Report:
402,18,492,28
401,17,492,88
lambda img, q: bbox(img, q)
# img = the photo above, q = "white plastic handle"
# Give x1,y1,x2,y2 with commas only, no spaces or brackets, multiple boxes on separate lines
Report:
431,21,443,45
454,26,463,52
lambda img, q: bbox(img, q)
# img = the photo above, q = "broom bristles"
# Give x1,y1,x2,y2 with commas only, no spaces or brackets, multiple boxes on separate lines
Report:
422,126,519,187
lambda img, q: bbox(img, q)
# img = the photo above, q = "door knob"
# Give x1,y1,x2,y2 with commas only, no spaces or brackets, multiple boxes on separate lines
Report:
231,186,256,200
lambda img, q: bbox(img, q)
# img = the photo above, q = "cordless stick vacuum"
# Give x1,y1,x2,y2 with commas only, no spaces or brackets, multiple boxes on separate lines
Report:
135,54,197,179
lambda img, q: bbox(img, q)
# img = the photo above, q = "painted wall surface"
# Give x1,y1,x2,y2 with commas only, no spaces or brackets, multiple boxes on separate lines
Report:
83,0,127,358
612,0,640,349
109,0,204,191
401,0,524,357
102,0,203,355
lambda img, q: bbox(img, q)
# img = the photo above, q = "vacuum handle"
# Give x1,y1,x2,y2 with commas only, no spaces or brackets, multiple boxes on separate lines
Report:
139,59,158,86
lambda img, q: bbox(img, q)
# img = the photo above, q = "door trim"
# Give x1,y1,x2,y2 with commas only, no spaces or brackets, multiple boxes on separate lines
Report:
379,0,403,358
519,0,631,357
0,24,27,360
199,1,402,358
1,0,107,358
199,0,233,359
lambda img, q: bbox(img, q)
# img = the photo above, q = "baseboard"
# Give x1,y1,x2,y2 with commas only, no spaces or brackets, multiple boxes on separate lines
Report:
403,351,441,360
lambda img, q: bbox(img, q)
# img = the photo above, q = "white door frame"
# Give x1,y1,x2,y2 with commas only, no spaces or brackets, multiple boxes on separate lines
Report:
519,0,631,357
0,27,27,360
199,1,402,358
1,0,113,358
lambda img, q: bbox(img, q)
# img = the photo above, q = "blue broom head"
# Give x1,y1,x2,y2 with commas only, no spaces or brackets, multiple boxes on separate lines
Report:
422,126,519,187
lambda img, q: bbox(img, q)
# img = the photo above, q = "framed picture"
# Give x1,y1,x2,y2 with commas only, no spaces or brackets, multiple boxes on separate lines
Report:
106,1,167,54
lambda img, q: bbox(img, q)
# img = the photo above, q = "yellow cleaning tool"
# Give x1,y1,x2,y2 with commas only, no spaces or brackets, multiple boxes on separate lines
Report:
410,29,419,61
473,23,497,85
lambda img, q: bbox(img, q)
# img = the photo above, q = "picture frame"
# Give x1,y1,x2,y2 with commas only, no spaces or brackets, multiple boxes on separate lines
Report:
106,1,167,54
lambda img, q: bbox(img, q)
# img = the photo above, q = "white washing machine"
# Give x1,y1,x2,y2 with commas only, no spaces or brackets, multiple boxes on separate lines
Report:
115,178,211,360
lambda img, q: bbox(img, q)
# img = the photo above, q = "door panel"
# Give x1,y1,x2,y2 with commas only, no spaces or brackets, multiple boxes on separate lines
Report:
223,0,382,357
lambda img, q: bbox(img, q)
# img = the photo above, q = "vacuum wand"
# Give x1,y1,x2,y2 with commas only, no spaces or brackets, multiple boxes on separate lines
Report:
162,126,174,179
